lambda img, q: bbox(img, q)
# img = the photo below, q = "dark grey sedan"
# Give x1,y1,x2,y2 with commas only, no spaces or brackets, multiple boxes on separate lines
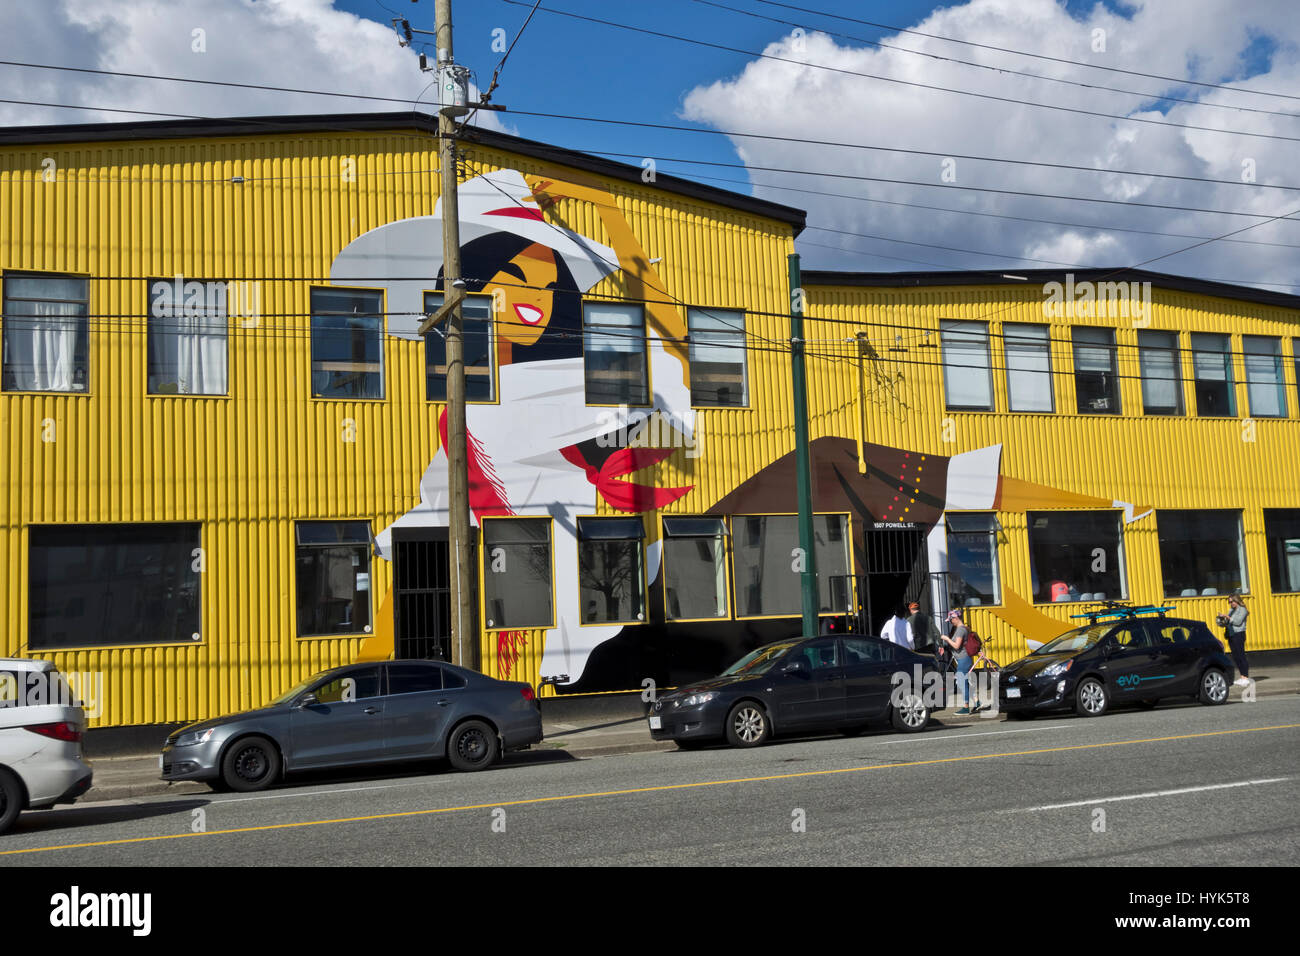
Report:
160,660,542,792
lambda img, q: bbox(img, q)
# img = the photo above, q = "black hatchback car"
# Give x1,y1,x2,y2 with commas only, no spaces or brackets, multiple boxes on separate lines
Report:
648,634,945,749
998,612,1235,718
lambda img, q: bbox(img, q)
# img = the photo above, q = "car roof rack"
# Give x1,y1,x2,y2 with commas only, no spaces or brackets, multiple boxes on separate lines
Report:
1069,601,1177,623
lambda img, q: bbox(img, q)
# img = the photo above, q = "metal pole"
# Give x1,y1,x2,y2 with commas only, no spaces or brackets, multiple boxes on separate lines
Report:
789,254,819,638
435,0,475,669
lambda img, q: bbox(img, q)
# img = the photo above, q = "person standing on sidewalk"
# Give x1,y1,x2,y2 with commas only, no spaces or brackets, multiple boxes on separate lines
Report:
1218,594,1252,688
940,611,976,715
880,604,915,651
908,601,935,654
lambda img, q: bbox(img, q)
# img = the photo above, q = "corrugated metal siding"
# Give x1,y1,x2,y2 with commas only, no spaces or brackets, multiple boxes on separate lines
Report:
807,282,1300,659
0,129,799,725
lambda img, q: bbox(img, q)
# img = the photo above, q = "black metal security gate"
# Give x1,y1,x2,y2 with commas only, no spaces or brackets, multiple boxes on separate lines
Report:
830,526,931,636
394,531,455,660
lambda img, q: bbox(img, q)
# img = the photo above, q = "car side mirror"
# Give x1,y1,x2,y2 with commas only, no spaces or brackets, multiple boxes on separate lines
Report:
783,660,807,676
296,693,318,709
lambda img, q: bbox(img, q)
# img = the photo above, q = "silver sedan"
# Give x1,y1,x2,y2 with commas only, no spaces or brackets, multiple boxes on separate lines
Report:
160,660,542,792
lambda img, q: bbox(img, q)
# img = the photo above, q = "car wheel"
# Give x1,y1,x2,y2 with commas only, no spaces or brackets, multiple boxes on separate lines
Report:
220,735,281,793
891,693,930,733
1199,668,1229,706
1073,677,1109,718
0,768,24,836
724,701,770,748
447,720,499,772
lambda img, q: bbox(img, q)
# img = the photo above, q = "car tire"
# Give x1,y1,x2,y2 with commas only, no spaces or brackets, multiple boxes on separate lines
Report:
1199,668,1229,706
220,735,281,793
1074,677,1109,718
724,701,770,748
891,693,930,733
447,720,500,772
0,767,24,836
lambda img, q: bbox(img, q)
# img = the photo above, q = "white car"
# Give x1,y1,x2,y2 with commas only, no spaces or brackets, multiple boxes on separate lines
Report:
0,658,94,835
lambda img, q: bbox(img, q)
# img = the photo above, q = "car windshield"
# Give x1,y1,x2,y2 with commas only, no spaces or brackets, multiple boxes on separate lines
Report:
722,641,802,676
270,672,331,706
1033,624,1112,655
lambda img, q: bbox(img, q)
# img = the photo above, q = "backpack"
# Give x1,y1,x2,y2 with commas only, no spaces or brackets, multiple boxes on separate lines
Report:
963,631,983,657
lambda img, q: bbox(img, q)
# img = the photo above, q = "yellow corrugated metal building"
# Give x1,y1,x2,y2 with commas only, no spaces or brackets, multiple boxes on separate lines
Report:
1,113,1296,731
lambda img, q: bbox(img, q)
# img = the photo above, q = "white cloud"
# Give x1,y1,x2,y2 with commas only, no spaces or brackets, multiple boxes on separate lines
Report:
0,0,514,133
681,0,1300,291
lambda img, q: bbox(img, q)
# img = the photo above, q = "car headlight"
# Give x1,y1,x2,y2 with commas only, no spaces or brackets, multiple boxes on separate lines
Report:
681,692,716,707
1040,660,1073,679
174,727,216,747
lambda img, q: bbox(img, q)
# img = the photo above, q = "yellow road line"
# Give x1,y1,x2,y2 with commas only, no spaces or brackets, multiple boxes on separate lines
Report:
5,722,1297,857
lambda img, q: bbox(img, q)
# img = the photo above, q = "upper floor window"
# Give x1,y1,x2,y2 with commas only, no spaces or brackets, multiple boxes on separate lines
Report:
584,302,648,406
1137,330,1183,415
1072,327,1119,414
311,287,384,399
940,320,993,411
425,292,494,403
147,278,228,395
688,308,747,407
1190,332,1235,416
1242,335,1287,419
1003,323,1053,412
2,273,89,393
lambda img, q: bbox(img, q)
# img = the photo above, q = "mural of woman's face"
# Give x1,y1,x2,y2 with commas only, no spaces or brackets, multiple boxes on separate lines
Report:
485,242,559,348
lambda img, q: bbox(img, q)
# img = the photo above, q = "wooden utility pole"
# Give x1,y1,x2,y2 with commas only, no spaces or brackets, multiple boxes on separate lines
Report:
434,0,475,669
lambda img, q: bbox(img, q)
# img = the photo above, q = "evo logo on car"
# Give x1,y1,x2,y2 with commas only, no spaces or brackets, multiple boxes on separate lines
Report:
49,886,152,936
1115,673,1174,688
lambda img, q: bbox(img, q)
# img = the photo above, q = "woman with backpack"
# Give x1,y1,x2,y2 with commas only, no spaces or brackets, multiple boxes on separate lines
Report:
940,610,988,714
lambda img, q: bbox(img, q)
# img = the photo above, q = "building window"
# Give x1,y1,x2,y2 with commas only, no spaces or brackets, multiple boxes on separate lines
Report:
1157,510,1246,597
688,308,747,407
1264,509,1300,594
945,513,1001,607
730,514,851,617
577,517,646,624
940,320,993,411
1190,332,1235,416
29,524,201,649
425,292,494,402
1003,323,1053,412
296,521,372,636
2,273,89,393
482,518,553,629
1242,335,1287,418
1028,510,1126,604
1137,330,1183,415
1072,327,1119,414
663,516,729,620
147,278,228,395
311,287,384,399
584,302,648,406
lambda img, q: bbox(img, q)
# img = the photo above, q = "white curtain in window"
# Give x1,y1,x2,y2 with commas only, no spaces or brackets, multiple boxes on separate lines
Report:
10,299,79,391
941,321,992,408
176,309,227,394
1139,338,1179,409
1191,333,1229,381
1004,325,1052,411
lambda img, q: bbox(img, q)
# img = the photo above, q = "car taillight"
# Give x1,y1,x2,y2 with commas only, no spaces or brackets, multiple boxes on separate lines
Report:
520,686,536,702
25,721,82,742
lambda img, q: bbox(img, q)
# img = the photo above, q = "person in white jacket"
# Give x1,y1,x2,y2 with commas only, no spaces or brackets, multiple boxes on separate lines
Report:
880,604,915,650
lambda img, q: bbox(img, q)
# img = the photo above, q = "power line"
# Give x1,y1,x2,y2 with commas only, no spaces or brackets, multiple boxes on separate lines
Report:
751,0,1300,105
496,0,1300,144
695,0,1300,121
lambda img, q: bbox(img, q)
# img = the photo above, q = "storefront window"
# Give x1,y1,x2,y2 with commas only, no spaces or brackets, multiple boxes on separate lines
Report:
29,523,202,649
1028,511,1126,604
731,515,850,617
1157,510,1247,597
945,513,1001,607
296,522,372,636
482,518,553,629
577,517,645,624
663,517,729,620
1264,509,1300,594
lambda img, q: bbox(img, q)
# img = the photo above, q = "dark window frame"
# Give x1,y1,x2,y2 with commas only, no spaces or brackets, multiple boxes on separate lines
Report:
146,277,231,396
1003,322,1054,413
1137,329,1184,416
687,307,749,408
1155,509,1248,598
481,516,555,631
309,285,386,400
1189,332,1236,417
294,520,374,638
582,301,649,407
577,516,647,626
662,515,731,621
1071,326,1121,415
944,512,1003,608
2,270,90,394
424,290,496,403
1241,334,1288,419
1027,509,1128,605
940,319,994,412
1262,509,1300,595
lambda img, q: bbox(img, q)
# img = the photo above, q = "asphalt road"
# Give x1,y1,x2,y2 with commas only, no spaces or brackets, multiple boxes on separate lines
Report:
3,697,1297,866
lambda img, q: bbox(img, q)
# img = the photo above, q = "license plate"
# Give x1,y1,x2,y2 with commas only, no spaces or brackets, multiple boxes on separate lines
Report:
1006,688,1021,698
648,716,662,730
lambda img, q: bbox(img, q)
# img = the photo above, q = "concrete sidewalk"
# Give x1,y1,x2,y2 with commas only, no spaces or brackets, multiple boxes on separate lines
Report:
73,657,1299,805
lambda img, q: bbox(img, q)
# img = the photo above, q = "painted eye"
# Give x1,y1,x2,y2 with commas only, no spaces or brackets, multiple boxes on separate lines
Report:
514,303,544,325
